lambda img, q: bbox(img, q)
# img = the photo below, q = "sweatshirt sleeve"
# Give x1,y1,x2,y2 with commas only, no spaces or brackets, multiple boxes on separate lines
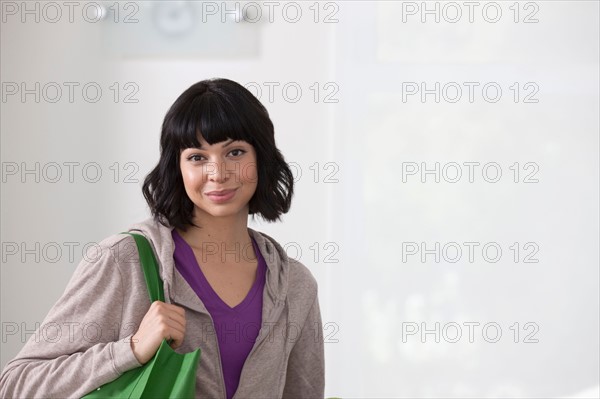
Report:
0,237,143,399
282,293,326,399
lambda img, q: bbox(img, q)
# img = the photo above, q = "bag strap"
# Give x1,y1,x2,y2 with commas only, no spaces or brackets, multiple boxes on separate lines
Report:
120,232,165,303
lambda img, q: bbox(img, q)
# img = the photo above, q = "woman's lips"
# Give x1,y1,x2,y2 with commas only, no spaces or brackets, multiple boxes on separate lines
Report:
205,189,237,203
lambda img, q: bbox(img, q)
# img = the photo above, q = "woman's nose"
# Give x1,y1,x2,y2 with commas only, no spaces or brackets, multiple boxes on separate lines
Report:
205,160,231,182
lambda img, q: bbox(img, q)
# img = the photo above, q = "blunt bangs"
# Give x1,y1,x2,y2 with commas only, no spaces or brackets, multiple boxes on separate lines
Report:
171,91,258,153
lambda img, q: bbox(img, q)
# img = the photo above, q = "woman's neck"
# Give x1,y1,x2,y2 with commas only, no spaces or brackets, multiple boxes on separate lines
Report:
175,213,256,264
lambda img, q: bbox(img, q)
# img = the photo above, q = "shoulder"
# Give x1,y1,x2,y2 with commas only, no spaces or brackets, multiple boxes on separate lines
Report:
80,233,139,269
65,231,150,308
287,257,319,297
68,232,144,287
285,257,320,320
249,227,319,302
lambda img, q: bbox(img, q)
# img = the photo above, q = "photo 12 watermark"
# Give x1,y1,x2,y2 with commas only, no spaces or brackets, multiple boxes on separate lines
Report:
1,1,140,24
401,321,540,343
400,82,539,103
1,161,141,184
400,162,540,183
1,82,140,104
401,241,540,263
400,1,540,24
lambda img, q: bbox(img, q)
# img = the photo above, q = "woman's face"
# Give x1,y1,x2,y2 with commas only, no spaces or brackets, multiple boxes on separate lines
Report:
179,135,258,221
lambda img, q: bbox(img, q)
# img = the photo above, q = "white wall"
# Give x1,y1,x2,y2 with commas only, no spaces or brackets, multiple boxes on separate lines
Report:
1,1,598,398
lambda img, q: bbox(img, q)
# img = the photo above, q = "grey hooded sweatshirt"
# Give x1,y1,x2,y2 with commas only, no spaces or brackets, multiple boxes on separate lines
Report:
0,217,325,398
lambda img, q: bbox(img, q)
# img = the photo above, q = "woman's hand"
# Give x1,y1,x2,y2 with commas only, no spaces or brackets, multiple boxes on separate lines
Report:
130,301,186,364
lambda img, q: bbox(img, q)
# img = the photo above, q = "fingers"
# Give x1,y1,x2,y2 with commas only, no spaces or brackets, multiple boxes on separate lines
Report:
131,301,188,363
151,301,186,331
160,313,185,349
149,301,186,347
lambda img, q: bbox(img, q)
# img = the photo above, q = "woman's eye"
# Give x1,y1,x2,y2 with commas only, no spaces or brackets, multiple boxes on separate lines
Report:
186,149,245,162
230,149,246,157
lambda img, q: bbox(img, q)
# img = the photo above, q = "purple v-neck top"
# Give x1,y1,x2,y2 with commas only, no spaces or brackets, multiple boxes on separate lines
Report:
171,229,266,399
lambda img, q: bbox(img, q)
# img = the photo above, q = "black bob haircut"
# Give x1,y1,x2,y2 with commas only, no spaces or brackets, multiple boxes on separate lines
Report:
142,78,294,231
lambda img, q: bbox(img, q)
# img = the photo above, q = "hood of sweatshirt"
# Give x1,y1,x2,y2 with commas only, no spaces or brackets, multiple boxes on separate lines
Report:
125,217,290,321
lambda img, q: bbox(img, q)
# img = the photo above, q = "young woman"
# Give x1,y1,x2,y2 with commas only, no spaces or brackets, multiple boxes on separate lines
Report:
0,78,325,398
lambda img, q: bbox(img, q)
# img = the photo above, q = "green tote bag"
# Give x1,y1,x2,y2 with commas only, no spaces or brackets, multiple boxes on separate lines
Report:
83,232,201,399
